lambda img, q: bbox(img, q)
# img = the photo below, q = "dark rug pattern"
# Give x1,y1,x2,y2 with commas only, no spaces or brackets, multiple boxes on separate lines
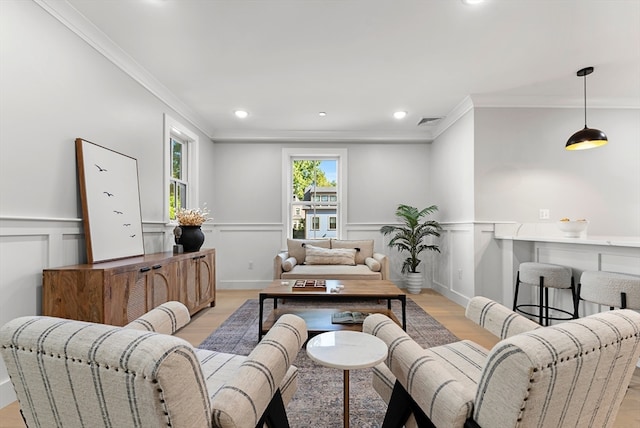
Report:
199,298,458,428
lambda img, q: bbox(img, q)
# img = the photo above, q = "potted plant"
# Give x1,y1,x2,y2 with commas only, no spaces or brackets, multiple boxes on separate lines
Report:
174,204,213,252
380,204,442,294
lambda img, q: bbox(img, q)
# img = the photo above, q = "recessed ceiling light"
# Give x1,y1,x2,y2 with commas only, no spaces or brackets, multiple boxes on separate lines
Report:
462,0,484,4
393,111,408,120
318,112,327,117
234,110,249,119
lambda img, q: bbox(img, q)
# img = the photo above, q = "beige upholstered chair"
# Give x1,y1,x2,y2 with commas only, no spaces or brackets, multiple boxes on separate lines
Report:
0,302,307,428
364,296,640,428
578,270,640,310
513,262,578,326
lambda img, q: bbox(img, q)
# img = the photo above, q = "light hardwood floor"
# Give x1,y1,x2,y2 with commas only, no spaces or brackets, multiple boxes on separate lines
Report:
1,289,638,427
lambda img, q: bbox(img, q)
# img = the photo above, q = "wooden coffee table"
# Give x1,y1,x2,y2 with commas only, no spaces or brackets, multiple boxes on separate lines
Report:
258,279,406,339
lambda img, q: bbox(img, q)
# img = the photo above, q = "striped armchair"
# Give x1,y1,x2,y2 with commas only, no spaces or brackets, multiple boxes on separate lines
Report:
0,301,307,428
364,296,640,428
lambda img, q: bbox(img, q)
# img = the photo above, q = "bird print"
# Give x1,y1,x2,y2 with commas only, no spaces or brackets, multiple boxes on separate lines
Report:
113,210,123,214
103,192,114,197
130,234,136,238
94,164,107,172
123,223,131,226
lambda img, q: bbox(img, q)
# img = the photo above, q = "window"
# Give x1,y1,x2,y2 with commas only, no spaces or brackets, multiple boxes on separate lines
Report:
329,216,337,230
164,114,199,222
311,216,320,230
282,148,347,242
169,136,187,220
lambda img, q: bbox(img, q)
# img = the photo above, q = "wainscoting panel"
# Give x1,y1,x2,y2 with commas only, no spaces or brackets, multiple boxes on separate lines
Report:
214,224,284,289
451,228,474,298
600,252,640,275
430,223,476,307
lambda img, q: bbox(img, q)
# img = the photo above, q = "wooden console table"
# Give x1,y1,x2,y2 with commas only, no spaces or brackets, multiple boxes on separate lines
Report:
43,248,215,326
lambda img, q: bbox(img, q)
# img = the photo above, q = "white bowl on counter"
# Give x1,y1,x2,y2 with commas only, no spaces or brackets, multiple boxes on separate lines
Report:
557,220,588,238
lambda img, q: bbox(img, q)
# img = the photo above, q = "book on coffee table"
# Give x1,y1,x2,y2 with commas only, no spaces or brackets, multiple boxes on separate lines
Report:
292,279,327,291
331,311,370,324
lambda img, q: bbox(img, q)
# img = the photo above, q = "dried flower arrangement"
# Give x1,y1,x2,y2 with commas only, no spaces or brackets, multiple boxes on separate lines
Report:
176,204,213,226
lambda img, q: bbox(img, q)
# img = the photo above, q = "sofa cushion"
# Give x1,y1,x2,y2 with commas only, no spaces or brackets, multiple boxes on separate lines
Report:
287,238,330,264
304,244,356,265
282,256,297,272
331,239,374,264
281,264,383,280
365,257,381,272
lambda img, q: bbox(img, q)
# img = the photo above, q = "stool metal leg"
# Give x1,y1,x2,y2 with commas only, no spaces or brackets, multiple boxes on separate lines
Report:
539,276,544,326
544,285,551,326
513,272,521,312
571,277,579,319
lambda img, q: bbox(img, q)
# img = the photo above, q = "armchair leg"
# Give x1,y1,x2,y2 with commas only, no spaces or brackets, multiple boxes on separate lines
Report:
256,390,290,428
382,381,436,428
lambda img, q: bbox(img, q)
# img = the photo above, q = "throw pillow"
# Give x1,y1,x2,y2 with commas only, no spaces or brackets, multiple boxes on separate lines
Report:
282,257,297,272
365,257,381,272
287,239,330,264
331,239,374,265
304,245,356,265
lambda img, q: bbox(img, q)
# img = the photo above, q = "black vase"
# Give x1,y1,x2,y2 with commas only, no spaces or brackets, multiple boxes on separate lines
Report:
177,225,205,252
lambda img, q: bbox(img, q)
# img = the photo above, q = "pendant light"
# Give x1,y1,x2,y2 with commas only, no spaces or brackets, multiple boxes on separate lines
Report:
565,66,608,150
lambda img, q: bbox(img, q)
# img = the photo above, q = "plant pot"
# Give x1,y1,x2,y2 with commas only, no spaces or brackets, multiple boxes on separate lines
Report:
405,272,423,294
177,225,205,252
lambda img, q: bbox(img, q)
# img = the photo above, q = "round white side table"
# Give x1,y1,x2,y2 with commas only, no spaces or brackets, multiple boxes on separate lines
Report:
306,330,388,428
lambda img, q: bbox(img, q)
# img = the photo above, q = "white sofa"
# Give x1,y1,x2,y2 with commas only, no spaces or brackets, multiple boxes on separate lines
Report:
273,238,389,281
0,301,307,428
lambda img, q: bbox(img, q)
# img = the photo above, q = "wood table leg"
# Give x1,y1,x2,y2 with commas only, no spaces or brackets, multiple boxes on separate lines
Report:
344,369,350,428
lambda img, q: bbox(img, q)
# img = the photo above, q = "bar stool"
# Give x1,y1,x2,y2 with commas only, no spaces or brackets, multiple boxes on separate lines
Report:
513,262,578,326
578,271,640,310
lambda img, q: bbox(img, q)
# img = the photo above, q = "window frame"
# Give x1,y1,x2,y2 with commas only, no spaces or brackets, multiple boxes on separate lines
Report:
282,148,347,244
164,114,199,224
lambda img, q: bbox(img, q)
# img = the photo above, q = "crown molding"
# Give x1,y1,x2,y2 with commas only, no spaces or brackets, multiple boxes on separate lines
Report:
211,129,434,143
431,95,474,140
470,94,640,110
34,0,215,138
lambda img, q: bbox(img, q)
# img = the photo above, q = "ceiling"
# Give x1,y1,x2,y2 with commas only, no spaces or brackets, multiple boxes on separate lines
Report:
44,0,640,142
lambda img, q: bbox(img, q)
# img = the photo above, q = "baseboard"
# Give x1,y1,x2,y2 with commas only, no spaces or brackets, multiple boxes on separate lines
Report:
217,279,274,290
431,282,469,308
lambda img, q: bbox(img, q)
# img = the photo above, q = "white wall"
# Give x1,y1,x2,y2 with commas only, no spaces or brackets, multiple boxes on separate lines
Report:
429,109,475,222
474,107,640,236
211,142,433,289
0,1,213,408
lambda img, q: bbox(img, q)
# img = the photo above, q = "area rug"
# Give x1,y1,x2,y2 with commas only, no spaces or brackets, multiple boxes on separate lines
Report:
199,299,458,428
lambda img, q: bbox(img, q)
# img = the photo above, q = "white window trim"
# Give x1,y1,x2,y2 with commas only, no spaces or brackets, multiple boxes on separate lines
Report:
164,114,199,224
282,148,347,245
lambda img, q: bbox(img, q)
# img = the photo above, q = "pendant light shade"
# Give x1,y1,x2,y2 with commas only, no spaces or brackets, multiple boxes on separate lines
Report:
565,66,608,151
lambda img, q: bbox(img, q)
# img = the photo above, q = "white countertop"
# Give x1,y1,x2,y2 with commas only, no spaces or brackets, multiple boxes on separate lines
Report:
493,223,640,248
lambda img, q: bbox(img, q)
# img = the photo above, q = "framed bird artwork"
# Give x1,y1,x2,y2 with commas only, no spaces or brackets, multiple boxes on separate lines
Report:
76,138,145,263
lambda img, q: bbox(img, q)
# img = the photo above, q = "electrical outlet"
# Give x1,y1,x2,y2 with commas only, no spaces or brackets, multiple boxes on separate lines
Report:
539,209,550,220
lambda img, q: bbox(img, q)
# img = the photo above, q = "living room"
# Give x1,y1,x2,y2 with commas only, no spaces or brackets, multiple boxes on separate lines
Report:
1,0,639,423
